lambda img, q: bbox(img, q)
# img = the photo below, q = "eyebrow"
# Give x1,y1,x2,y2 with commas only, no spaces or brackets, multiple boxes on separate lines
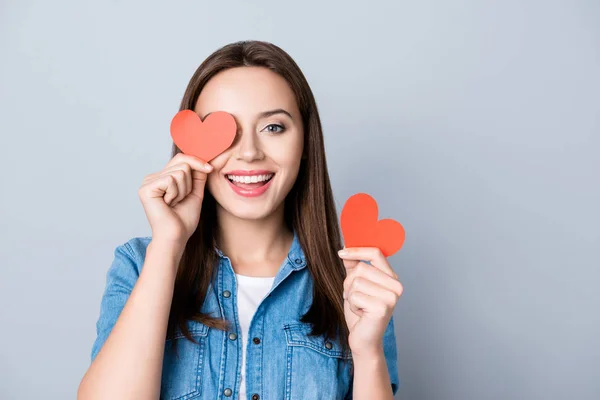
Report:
258,108,293,120
201,108,293,121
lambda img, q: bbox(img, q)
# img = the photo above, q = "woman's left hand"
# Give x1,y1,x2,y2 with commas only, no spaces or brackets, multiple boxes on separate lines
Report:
338,247,403,358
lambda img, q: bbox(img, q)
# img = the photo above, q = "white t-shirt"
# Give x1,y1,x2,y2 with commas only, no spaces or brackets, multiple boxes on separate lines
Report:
234,273,276,400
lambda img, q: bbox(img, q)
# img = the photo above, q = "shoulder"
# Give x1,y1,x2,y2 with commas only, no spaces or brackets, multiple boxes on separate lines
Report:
116,236,152,264
106,236,152,281
90,236,152,362
96,236,153,308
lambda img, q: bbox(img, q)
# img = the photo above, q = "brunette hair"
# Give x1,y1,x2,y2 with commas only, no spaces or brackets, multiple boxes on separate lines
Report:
167,40,350,357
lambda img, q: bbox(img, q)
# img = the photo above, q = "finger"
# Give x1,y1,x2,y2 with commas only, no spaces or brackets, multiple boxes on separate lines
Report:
346,290,387,318
149,174,179,205
149,164,188,202
345,276,400,308
142,159,210,187
338,247,397,279
341,258,359,276
166,167,191,207
189,170,209,199
151,168,187,206
343,261,403,298
346,294,365,318
167,152,213,173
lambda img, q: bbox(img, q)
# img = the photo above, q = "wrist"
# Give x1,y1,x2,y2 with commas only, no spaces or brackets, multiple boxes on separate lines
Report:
147,239,185,272
149,236,185,252
351,347,386,363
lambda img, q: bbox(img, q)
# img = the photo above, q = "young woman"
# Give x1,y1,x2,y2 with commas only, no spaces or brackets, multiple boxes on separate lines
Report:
78,40,402,400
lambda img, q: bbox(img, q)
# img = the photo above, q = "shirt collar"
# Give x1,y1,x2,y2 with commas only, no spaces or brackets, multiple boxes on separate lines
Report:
286,230,307,270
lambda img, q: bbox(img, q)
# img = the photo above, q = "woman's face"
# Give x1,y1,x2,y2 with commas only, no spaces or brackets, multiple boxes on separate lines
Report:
195,66,304,221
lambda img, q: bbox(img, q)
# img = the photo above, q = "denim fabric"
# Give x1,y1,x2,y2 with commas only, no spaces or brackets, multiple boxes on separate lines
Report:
90,231,400,399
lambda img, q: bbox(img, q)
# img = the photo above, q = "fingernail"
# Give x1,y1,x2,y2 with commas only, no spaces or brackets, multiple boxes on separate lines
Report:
338,249,348,256
343,291,347,299
205,163,213,171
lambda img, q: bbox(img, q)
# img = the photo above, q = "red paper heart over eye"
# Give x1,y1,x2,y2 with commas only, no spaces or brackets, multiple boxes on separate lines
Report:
170,110,237,162
340,193,405,257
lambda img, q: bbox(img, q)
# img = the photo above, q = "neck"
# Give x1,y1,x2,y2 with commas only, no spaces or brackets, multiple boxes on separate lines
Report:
216,203,293,276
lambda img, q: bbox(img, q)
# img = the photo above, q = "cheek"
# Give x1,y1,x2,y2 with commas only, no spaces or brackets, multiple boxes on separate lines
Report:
285,145,303,172
269,135,303,168
207,173,220,187
210,152,229,170
274,150,303,191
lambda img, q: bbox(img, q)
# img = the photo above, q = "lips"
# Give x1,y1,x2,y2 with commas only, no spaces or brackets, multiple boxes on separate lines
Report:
226,173,274,186
223,169,274,176
223,169,275,197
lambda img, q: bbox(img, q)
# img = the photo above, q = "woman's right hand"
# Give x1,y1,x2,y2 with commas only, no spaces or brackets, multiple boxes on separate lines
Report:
138,152,214,247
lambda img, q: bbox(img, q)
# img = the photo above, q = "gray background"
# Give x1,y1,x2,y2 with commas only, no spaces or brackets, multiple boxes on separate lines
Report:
1,0,598,399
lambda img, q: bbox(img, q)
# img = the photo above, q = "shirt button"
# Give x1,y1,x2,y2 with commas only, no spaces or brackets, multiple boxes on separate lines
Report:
251,394,260,400
223,388,232,396
252,337,261,344
229,332,237,340
325,341,333,350
223,290,231,298
294,258,302,264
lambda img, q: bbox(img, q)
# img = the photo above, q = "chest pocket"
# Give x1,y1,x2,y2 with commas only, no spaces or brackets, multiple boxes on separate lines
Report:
283,322,353,400
160,321,209,400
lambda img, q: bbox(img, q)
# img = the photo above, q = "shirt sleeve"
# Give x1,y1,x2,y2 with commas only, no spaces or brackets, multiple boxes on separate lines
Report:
344,314,400,399
90,241,142,362
383,314,400,395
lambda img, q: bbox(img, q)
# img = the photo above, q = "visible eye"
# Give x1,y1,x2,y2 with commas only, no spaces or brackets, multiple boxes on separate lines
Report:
263,123,286,134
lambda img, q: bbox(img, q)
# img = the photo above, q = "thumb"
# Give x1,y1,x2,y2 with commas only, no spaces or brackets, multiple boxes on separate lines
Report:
342,258,359,275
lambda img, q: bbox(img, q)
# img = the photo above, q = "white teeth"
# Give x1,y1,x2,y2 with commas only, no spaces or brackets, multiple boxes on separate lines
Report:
227,173,273,183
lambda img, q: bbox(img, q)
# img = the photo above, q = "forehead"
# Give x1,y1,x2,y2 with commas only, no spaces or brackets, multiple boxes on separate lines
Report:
195,66,299,118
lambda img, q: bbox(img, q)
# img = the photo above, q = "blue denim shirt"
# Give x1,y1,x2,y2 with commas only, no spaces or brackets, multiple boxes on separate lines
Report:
91,231,400,399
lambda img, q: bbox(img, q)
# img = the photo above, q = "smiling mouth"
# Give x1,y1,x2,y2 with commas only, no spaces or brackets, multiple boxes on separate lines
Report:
225,173,275,189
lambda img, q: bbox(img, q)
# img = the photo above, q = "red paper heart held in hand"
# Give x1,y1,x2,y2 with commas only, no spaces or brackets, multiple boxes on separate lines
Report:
170,110,237,162
340,193,405,257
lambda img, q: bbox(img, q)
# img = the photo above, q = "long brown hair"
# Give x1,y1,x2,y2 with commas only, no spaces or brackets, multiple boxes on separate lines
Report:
167,40,350,356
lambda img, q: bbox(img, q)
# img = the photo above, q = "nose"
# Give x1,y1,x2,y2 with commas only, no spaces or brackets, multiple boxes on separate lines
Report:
233,127,264,162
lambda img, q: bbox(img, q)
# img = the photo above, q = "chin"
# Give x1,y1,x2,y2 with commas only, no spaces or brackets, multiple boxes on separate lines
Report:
208,186,280,221
230,208,273,221
217,200,280,221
